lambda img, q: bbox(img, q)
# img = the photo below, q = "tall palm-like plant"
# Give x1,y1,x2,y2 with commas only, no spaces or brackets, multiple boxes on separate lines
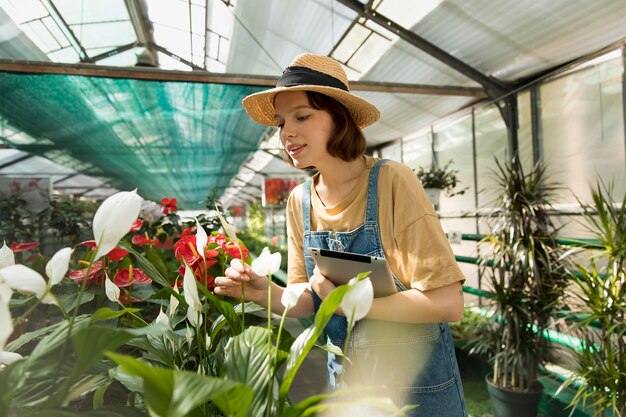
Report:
474,157,570,393
560,181,625,417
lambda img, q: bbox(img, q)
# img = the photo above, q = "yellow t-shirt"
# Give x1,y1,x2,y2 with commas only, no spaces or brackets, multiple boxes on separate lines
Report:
286,156,465,291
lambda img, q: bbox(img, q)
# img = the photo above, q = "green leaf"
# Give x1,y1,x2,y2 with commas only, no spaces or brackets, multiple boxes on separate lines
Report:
201,291,241,335
224,326,273,416
107,352,252,417
145,246,170,280
119,242,170,287
92,380,112,409
90,307,141,323
278,285,350,402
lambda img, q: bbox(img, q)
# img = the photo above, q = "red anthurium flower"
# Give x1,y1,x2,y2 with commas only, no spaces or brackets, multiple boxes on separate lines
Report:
68,261,105,287
209,234,227,245
161,197,177,215
170,279,183,288
131,234,159,246
130,218,143,231
10,241,39,252
224,243,248,260
78,240,128,261
113,266,152,288
205,249,219,260
174,235,201,266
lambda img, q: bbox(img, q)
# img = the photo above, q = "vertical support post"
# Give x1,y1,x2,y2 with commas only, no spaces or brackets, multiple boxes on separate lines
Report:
430,125,438,168
622,44,626,172
530,85,543,165
503,95,519,161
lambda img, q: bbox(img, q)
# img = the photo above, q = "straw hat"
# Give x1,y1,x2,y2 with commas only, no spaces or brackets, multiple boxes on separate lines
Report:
242,53,380,129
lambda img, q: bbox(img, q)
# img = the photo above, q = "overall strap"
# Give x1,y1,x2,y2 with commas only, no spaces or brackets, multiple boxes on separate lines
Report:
302,179,312,233
364,159,389,224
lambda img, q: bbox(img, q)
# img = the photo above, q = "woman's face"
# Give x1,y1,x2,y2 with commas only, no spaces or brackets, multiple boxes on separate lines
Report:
274,91,335,169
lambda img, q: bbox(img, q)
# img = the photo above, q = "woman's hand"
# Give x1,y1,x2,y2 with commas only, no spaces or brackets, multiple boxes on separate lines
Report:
214,259,269,304
309,266,336,301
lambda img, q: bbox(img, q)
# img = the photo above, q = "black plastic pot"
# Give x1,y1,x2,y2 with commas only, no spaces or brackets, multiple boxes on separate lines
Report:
485,375,544,417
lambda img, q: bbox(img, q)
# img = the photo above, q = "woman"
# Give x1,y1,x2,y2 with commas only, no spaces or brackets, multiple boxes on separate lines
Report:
215,53,467,416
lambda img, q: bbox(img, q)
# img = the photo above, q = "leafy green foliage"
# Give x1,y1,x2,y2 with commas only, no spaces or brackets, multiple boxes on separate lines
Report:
414,159,467,197
560,180,626,417
475,156,571,392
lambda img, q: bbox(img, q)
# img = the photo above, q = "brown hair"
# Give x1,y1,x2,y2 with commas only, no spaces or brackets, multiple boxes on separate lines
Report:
280,91,366,166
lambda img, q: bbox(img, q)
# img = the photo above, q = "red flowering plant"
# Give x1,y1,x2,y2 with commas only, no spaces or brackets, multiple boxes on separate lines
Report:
173,231,249,292
67,238,153,306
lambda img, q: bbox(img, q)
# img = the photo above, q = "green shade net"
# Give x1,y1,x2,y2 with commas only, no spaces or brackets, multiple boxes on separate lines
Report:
0,71,268,209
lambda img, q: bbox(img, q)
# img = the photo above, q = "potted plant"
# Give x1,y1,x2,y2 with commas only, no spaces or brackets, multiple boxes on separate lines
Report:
414,160,467,206
472,157,571,417
558,181,625,417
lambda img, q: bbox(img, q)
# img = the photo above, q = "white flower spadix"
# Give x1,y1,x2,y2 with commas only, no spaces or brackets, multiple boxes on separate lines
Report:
92,190,143,261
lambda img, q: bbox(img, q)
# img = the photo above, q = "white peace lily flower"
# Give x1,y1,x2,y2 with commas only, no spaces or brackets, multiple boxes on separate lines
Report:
0,282,14,351
186,304,203,328
0,350,23,366
183,265,202,311
155,308,169,327
341,277,374,327
104,274,120,303
195,217,208,260
281,282,310,311
251,247,282,276
169,282,180,318
215,205,239,246
205,334,211,350
92,190,143,261
45,247,73,286
0,264,56,305
185,325,193,347
0,242,14,269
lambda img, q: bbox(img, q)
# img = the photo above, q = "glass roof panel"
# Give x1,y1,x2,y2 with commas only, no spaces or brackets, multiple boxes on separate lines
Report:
375,0,443,29
153,23,190,60
71,21,136,49
47,46,80,62
53,0,130,24
22,20,59,52
0,0,48,22
42,16,69,47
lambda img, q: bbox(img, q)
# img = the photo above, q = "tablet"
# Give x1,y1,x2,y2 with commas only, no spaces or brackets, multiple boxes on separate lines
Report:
309,247,397,297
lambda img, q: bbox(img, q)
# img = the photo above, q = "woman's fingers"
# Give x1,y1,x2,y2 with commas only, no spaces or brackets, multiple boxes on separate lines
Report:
214,276,241,287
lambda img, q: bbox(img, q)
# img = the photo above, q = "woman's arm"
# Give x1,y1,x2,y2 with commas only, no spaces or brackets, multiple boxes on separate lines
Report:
366,281,464,323
310,266,464,323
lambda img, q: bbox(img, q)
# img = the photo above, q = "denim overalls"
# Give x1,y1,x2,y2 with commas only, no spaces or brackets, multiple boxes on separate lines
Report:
302,159,467,416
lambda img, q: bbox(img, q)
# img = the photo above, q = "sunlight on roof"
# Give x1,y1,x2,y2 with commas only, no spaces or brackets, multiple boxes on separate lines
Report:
332,0,442,79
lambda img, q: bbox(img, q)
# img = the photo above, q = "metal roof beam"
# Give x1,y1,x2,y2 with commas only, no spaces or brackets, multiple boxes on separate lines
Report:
0,59,484,97
40,0,91,62
125,0,159,67
337,0,510,99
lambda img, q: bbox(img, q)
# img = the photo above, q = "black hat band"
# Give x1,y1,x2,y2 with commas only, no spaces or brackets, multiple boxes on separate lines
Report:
276,66,349,91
